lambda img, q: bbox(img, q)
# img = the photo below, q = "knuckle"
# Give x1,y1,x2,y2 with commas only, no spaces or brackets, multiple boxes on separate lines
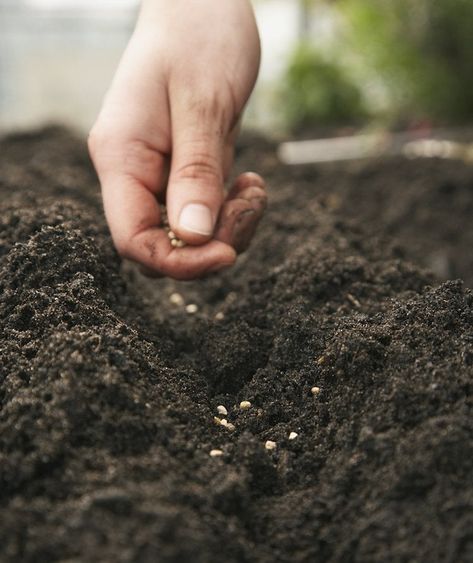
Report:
176,151,222,185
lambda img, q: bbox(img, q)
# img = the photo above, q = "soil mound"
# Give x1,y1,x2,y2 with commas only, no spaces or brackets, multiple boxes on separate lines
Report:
0,128,472,562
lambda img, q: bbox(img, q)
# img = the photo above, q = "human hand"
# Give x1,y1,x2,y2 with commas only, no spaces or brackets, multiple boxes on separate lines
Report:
88,0,267,280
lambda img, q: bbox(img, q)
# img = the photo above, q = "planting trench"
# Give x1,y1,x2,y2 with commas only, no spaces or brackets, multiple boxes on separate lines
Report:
0,128,472,562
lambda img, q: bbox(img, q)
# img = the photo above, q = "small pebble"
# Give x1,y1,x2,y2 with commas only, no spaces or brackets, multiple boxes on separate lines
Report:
226,423,236,432
311,386,321,396
186,304,199,314
317,356,326,365
240,401,252,410
220,419,229,427
217,405,228,416
265,440,277,451
288,432,298,440
168,230,177,240
215,312,225,321
210,449,224,457
169,293,184,307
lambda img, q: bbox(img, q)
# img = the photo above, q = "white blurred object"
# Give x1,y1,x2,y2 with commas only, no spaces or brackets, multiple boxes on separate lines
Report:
279,130,473,165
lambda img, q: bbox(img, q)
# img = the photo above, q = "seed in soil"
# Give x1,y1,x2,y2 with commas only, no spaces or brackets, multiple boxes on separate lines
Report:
240,401,252,410
215,312,225,321
217,405,228,416
265,441,277,451
169,293,184,307
186,304,199,314
288,432,298,440
210,449,224,458
316,356,326,365
311,386,321,396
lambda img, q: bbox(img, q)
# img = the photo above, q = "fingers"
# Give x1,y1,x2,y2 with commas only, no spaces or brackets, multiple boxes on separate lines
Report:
215,172,267,253
166,93,229,246
89,133,236,280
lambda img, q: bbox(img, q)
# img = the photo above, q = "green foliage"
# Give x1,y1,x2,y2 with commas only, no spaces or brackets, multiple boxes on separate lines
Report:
281,44,367,131
340,0,473,123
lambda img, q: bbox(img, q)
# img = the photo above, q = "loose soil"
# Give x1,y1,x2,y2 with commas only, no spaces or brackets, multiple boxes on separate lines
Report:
0,127,472,563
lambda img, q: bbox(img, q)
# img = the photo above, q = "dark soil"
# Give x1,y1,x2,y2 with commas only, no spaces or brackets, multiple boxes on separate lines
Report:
0,127,472,563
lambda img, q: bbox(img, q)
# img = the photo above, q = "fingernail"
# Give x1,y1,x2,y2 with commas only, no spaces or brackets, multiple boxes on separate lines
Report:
179,203,213,236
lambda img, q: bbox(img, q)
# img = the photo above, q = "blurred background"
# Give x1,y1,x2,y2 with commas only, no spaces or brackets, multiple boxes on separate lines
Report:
1,0,472,136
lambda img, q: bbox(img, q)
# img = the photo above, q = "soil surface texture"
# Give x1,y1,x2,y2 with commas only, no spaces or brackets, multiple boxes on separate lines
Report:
0,127,472,563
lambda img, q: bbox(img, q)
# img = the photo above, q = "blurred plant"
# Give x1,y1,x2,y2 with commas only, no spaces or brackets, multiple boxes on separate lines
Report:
281,43,367,132
339,0,473,123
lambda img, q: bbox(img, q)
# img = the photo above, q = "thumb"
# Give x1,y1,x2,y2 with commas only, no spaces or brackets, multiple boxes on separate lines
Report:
166,101,227,245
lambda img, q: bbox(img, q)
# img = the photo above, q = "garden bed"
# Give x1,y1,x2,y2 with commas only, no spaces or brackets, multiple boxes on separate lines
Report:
0,127,472,562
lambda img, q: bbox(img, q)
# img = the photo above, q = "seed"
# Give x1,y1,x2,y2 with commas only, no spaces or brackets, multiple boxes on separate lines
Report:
220,419,228,426
215,312,225,321
217,405,228,416
317,356,326,365
168,230,177,240
169,293,184,307
186,304,198,314
170,239,180,248
265,440,277,451
288,432,298,440
347,293,361,308
213,416,223,426
240,401,252,410
175,239,186,248
210,449,224,457
311,386,321,396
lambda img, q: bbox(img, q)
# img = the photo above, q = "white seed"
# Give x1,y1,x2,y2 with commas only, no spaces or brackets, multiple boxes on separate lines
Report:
175,239,186,248
186,304,199,314
210,449,224,457
217,405,228,416
215,312,225,321
169,293,184,307
220,419,229,427
240,401,252,410
171,238,180,248
289,432,298,440
168,230,177,240
265,440,277,451
311,386,321,396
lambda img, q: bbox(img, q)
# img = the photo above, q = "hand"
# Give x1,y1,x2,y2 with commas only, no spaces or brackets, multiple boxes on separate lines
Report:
88,0,267,280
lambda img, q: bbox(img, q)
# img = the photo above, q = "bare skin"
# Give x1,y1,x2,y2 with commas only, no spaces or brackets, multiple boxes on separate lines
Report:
88,0,267,280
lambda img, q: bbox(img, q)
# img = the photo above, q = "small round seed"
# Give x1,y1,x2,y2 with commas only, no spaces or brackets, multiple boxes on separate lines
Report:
169,293,184,307
288,432,298,440
186,304,199,314
311,386,321,396
240,401,252,410
215,312,225,321
210,449,224,457
217,405,228,416
265,440,277,451
168,230,177,240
